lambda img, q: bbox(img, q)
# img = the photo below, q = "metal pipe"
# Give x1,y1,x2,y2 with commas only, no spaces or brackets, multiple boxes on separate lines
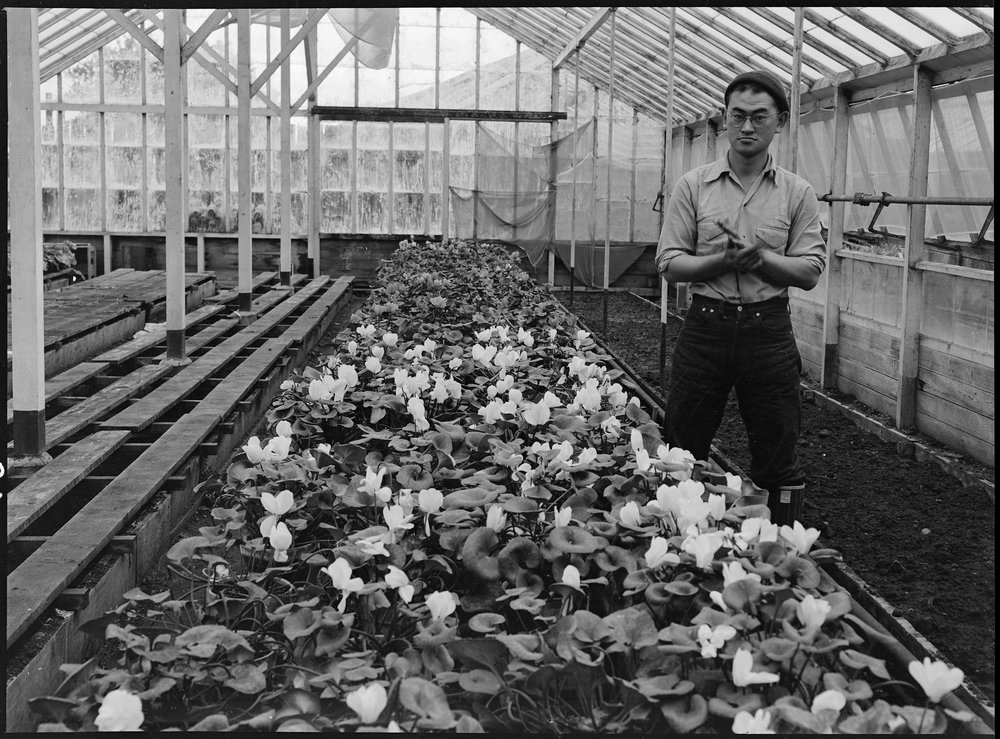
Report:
818,193,993,207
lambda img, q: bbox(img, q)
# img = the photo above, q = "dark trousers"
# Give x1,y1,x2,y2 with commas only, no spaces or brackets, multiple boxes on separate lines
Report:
664,295,804,495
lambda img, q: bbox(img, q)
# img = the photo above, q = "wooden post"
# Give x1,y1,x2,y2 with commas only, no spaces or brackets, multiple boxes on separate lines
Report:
895,66,933,432
628,110,638,242
472,19,481,241
307,28,321,278
548,64,559,286
821,86,850,390
660,7,677,390
195,233,205,274
704,118,717,163
163,10,187,361
237,10,253,314
603,9,616,335
441,117,450,239
279,9,292,288
568,52,581,304
8,7,48,460
788,7,804,172
514,42,521,245
103,233,113,275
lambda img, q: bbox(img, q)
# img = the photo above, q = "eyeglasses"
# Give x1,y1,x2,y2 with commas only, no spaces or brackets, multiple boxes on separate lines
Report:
726,111,776,129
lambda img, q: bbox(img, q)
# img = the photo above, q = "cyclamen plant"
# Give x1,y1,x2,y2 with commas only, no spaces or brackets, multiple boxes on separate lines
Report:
30,241,975,734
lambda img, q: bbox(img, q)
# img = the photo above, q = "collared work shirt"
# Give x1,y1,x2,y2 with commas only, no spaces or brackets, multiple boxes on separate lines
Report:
655,153,826,303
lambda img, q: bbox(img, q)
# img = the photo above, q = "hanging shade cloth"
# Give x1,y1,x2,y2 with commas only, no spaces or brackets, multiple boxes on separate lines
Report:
250,8,399,70
449,117,650,286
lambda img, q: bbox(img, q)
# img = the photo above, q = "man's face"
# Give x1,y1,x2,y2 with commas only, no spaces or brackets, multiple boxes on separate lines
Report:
725,86,787,160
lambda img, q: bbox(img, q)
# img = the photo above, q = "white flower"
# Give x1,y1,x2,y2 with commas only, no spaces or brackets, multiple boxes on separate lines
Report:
517,327,534,347
560,564,581,589
359,465,392,503
308,377,333,402
407,396,429,431
722,560,761,588
384,505,415,538
426,590,458,621
645,536,679,569
780,520,821,555
95,688,144,731
243,436,269,464
908,658,965,703
618,501,643,528
553,507,573,528
371,345,385,359
486,505,507,532
724,472,743,491
448,356,463,370
382,332,398,347
697,623,737,659
365,356,382,374
266,435,291,461
682,531,722,569
811,689,846,714
346,340,359,355
708,493,727,521
385,565,414,603
732,648,780,687
259,489,295,537
269,522,293,563
600,416,622,439
346,683,387,724
357,324,376,339
475,327,493,342
478,399,505,425
732,709,774,734
275,420,293,438
356,533,390,558
323,557,365,612
522,400,551,426
797,594,832,631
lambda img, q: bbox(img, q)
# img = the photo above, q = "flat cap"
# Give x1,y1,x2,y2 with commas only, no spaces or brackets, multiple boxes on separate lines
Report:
724,70,789,113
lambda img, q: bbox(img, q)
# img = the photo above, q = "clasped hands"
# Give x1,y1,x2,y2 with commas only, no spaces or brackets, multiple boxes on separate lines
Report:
717,221,765,273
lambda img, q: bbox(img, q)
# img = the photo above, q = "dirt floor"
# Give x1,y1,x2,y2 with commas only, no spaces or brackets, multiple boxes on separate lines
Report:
560,289,995,708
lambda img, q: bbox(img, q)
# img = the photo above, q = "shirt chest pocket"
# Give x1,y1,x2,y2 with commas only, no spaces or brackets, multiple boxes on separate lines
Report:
755,218,791,252
695,211,728,253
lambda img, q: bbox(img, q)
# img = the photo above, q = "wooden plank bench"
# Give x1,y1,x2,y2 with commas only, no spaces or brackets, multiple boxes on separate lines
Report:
193,337,292,421
6,429,131,543
91,302,229,364
282,276,353,343
37,363,175,450
6,362,110,426
100,278,331,432
206,271,278,304
6,411,220,649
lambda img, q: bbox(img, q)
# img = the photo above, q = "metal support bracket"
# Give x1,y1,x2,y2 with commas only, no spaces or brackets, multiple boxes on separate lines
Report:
974,205,994,247
652,190,664,213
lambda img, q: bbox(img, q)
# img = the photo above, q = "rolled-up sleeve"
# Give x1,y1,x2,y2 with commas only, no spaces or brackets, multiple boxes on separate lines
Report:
655,174,697,277
787,182,827,276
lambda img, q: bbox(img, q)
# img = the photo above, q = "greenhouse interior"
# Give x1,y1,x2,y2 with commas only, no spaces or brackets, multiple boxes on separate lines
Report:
3,7,995,734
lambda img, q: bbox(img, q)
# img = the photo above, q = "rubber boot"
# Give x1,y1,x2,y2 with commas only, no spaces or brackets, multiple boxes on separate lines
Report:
769,483,805,528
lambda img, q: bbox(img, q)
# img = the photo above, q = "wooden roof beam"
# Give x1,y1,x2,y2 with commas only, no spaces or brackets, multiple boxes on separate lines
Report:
748,7,862,74
249,8,326,96
712,8,837,79
949,7,994,36
180,9,231,65
553,7,614,70
887,8,962,48
677,9,791,80
801,8,890,67
106,8,164,63
834,7,923,58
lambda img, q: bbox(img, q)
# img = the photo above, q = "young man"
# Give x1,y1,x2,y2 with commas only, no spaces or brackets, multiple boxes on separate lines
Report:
655,70,826,527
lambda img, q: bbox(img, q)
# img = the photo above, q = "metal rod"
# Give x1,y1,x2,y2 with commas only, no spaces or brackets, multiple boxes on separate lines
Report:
818,193,993,206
